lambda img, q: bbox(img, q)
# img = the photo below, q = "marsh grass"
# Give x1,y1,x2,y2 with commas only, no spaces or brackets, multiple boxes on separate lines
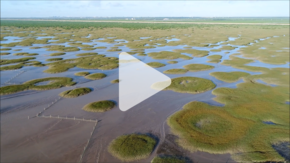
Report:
111,79,119,83
13,52,38,56
0,52,10,55
167,61,178,64
59,87,91,98
108,134,157,162
95,46,107,49
85,73,107,80
174,49,208,57
74,72,90,76
46,58,63,62
107,47,122,52
82,100,115,112
0,77,75,94
44,45,80,52
210,71,250,83
147,62,166,68
183,64,214,71
164,69,188,74
154,77,215,94
148,51,191,60
29,47,42,49
76,52,98,56
0,57,35,65
50,52,66,56
207,55,222,63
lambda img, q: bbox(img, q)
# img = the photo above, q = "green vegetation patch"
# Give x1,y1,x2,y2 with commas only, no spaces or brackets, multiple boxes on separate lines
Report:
59,87,92,98
44,45,80,52
183,64,214,71
164,69,188,74
75,71,90,76
108,134,157,161
85,73,107,80
83,100,115,112
13,52,38,56
0,57,35,65
147,62,166,68
0,52,10,55
111,79,120,83
167,61,178,64
210,71,250,83
44,55,118,73
148,51,191,60
95,46,107,49
153,77,215,94
0,77,75,95
46,58,63,62
207,55,222,63
174,49,208,57
168,81,289,162
50,52,66,56
29,47,42,49
0,48,11,51
76,52,98,56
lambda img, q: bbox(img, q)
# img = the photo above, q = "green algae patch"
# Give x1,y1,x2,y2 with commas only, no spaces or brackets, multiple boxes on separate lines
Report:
74,72,90,76
83,100,115,112
151,156,189,163
111,79,120,83
50,52,66,56
0,77,76,95
108,134,157,162
174,49,208,57
154,77,215,94
147,62,166,68
183,64,214,71
167,61,178,64
164,69,188,74
148,51,191,60
59,87,91,98
85,73,107,80
46,58,63,62
210,71,250,83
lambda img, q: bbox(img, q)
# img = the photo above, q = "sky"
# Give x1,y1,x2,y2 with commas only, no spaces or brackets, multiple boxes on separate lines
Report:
1,1,289,18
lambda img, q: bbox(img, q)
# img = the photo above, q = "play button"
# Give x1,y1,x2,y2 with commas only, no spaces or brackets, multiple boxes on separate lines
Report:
119,52,171,111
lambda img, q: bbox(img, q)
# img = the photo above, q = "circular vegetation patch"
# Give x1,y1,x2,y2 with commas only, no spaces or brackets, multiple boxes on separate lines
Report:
59,88,92,98
85,73,107,80
164,69,188,74
82,100,115,112
111,79,120,83
183,64,214,72
108,134,157,162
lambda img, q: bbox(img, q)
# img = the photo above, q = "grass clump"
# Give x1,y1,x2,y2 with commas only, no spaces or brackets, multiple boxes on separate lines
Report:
207,55,222,63
59,87,92,98
76,52,98,56
0,57,35,65
95,46,107,49
174,49,208,57
111,79,120,83
167,61,178,64
164,69,188,74
0,77,75,94
44,45,80,52
0,52,10,55
153,77,215,94
107,47,122,52
148,51,191,60
75,71,90,76
0,63,25,71
147,62,166,68
29,47,42,49
85,73,107,80
183,64,214,71
83,100,115,112
108,134,157,162
46,58,63,62
13,52,38,56
210,71,250,83
50,52,66,56
0,48,11,51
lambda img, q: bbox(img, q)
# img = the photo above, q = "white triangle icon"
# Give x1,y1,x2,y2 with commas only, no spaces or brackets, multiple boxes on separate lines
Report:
119,52,171,111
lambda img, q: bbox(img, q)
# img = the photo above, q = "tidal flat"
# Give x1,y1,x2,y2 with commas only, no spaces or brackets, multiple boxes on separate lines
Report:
0,21,289,163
